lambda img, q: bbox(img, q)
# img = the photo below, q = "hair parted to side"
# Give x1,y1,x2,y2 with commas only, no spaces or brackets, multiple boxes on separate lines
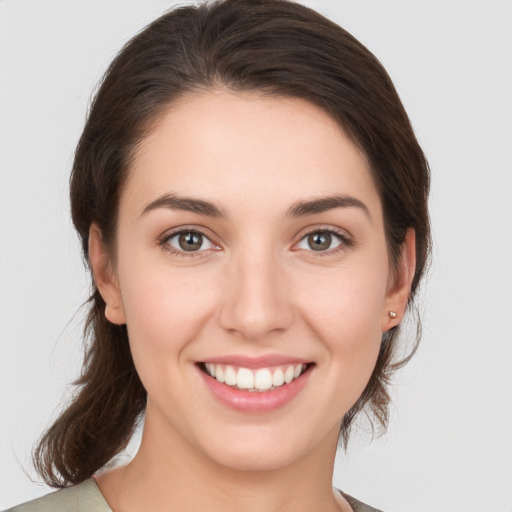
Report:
34,0,431,487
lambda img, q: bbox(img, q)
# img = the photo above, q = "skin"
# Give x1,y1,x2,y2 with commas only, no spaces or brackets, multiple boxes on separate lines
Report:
90,89,415,512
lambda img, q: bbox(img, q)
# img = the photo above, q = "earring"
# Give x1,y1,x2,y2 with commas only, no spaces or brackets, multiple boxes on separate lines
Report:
388,311,397,319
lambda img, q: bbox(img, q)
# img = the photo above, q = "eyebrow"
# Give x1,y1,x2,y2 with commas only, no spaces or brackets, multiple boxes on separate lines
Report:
286,195,371,219
141,193,225,217
140,192,370,220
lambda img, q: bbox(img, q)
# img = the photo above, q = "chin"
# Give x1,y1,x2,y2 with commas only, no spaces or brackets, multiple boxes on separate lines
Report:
206,440,301,472
195,422,326,473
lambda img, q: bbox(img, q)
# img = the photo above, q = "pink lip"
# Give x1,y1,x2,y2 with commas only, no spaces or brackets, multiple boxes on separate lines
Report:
201,354,310,369
197,364,312,413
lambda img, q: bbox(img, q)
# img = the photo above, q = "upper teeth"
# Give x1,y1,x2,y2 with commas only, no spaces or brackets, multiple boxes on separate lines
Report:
204,363,307,392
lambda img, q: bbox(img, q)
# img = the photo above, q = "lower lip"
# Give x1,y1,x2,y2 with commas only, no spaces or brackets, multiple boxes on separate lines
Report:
198,365,312,413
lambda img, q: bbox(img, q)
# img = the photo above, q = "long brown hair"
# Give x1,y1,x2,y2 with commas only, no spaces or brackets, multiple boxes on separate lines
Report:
34,0,431,487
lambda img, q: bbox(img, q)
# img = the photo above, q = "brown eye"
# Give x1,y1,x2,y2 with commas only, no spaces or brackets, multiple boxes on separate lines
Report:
307,232,332,251
296,230,345,253
166,230,214,253
179,232,203,251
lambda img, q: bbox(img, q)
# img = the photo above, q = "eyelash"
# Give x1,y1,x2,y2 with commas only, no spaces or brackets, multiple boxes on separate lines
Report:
295,227,354,256
158,226,353,258
159,227,217,258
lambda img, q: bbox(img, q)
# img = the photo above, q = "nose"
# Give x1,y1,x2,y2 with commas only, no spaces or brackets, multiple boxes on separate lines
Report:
218,250,294,341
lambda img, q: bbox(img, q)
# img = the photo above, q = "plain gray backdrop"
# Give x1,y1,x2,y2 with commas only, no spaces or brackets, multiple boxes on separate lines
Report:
1,1,511,510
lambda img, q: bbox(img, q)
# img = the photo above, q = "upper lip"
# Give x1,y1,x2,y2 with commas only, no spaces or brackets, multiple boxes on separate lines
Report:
200,354,311,369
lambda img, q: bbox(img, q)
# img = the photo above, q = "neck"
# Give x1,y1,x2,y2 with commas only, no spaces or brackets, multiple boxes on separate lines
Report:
96,407,345,512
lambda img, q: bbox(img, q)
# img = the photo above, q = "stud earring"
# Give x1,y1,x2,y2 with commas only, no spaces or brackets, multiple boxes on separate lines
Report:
388,311,397,319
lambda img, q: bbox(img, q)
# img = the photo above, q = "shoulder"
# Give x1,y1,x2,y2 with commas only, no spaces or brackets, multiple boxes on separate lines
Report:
336,488,386,512
4,479,112,512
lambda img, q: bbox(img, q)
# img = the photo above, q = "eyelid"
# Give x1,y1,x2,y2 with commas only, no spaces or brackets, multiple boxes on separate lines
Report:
291,225,354,254
158,225,221,257
157,224,353,258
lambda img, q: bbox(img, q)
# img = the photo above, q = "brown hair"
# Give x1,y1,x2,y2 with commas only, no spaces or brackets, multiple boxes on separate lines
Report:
34,0,431,487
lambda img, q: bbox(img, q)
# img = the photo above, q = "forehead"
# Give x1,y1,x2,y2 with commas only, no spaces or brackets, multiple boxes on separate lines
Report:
123,89,381,219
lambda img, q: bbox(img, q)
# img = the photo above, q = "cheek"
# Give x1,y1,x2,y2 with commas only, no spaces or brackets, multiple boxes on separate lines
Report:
116,252,219,366
295,257,388,361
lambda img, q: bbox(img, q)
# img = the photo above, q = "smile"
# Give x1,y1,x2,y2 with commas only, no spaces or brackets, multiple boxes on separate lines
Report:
197,358,314,413
201,363,308,392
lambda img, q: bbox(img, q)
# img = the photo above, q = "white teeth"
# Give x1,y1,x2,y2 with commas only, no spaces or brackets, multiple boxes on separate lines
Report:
215,365,225,383
272,368,284,386
224,366,237,386
204,362,308,391
236,368,254,389
254,368,273,390
284,365,294,384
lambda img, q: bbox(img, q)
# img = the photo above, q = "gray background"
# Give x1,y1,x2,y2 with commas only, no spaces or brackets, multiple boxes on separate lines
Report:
1,1,511,510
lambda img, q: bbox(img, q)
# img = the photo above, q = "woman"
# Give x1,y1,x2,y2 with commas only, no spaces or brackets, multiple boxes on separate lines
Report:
6,0,430,510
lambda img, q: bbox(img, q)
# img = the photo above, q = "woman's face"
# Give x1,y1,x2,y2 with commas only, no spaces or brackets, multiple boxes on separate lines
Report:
94,89,405,471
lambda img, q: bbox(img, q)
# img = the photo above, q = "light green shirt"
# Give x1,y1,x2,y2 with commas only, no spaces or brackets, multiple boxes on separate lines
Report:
5,479,383,512
5,480,110,512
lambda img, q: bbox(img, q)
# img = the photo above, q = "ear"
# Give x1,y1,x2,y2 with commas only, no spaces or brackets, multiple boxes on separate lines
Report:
88,223,126,325
383,228,416,331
